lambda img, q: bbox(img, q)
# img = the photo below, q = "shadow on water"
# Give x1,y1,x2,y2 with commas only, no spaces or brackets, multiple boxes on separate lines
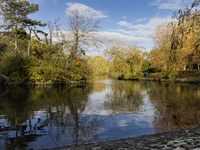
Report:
0,78,200,149
0,85,104,149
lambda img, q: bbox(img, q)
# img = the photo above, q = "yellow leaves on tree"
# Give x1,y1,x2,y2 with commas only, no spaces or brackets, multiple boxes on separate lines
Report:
105,40,145,78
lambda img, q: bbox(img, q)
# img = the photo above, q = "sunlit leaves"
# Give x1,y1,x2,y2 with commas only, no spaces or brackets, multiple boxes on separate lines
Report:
105,40,145,78
149,21,198,78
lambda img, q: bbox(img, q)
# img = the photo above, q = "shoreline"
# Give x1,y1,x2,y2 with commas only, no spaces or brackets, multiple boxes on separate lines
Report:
123,77,200,84
2,75,200,87
50,125,200,150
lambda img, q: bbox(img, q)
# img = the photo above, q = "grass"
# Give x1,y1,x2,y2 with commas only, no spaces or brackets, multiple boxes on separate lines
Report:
148,70,200,79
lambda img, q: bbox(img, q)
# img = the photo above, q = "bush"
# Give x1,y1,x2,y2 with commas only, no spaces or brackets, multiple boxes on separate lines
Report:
0,51,39,84
0,48,92,85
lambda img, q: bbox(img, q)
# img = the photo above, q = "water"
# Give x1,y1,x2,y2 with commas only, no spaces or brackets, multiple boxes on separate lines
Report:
0,76,200,149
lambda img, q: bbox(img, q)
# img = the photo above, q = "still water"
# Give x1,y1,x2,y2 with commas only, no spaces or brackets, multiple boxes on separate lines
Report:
0,76,200,149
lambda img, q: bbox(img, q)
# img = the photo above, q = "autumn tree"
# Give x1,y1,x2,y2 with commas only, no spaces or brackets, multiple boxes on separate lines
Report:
149,0,200,78
149,20,197,78
105,40,145,78
149,0,200,77
171,0,200,68
149,23,172,71
91,56,108,75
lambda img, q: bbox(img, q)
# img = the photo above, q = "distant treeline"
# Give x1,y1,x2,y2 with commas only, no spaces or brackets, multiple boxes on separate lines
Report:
0,0,199,85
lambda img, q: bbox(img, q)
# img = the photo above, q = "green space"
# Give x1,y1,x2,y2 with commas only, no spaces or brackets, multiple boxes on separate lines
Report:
0,0,199,85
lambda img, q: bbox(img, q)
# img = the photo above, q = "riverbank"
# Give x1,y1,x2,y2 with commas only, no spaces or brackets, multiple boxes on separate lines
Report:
139,77,200,84
121,71,200,84
51,125,200,150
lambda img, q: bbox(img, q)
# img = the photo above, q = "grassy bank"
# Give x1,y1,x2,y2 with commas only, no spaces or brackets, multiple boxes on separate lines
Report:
121,71,200,84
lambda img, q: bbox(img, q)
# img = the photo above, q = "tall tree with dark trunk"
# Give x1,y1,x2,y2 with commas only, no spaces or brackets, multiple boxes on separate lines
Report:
24,19,46,56
0,0,46,56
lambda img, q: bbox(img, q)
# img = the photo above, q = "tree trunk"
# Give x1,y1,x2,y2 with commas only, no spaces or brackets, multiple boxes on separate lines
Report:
50,31,52,47
0,87,9,98
28,27,31,56
0,73,10,82
72,14,79,60
15,24,18,56
73,36,78,59
48,22,52,47
189,64,192,70
184,65,186,70
45,34,48,45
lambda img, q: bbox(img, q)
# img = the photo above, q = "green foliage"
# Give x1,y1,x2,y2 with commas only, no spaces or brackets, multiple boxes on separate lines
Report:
90,56,108,75
67,57,92,81
0,51,39,84
0,0,46,56
1,0,40,29
141,59,151,73
0,43,92,84
105,41,145,79
0,36,10,53
163,69,176,79
108,57,131,78
0,0,96,85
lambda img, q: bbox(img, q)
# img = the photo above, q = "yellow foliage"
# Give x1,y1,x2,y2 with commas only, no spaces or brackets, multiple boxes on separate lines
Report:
105,40,145,78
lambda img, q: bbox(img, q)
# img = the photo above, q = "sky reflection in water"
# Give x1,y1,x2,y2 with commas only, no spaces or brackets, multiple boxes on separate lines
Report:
0,76,200,149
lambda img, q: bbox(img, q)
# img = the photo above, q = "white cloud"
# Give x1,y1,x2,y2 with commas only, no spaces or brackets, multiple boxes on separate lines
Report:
146,17,172,30
47,16,172,52
96,31,150,44
66,2,108,19
135,18,147,23
150,0,184,10
122,16,127,19
117,119,131,127
117,16,171,36
117,21,133,28
115,16,172,50
117,21,145,30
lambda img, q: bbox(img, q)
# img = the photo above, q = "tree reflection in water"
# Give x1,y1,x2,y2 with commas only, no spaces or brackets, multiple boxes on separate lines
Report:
1,79,200,149
0,85,104,149
148,82,200,133
104,80,145,114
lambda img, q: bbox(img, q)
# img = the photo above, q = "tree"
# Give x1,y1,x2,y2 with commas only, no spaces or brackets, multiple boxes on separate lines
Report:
54,19,69,52
173,0,200,25
141,59,151,73
105,40,145,78
24,19,46,56
0,0,46,56
91,56,108,75
149,22,197,78
66,10,100,60
172,0,200,66
149,23,172,71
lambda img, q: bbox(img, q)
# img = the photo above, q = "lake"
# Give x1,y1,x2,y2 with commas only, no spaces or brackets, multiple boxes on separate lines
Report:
0,76,200,149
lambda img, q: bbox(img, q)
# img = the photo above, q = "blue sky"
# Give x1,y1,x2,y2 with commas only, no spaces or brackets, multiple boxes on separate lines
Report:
29,0,187,55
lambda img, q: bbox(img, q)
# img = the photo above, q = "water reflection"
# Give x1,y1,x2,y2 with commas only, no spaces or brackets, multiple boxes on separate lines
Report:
0,77,200,149
104,80,145,113
148,82,200,133
0,85,104,149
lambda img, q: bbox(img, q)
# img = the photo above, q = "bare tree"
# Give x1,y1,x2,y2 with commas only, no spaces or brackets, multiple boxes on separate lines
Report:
54,19,68,52
66,10,100,59
47,21,54,48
